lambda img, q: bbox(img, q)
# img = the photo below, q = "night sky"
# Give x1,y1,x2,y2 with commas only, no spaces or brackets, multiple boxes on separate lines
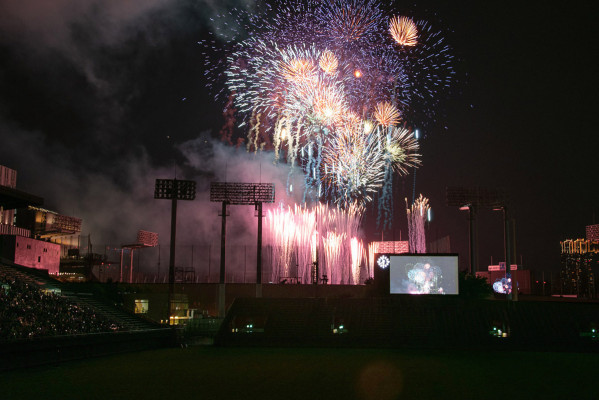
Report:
0,0,596,274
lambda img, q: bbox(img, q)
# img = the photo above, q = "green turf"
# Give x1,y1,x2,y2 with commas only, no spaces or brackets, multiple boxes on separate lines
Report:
2,346,598,400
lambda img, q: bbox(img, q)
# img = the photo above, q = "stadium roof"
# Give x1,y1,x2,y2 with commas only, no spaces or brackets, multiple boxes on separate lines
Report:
0,185,43,210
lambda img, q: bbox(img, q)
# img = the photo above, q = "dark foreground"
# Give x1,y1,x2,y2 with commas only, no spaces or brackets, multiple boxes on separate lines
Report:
3,346,598,400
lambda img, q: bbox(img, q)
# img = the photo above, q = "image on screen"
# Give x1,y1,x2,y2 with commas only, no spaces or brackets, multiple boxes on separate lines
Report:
389,254,459,295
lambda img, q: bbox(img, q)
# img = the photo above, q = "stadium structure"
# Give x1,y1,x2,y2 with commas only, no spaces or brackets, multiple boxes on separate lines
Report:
2,164,599,372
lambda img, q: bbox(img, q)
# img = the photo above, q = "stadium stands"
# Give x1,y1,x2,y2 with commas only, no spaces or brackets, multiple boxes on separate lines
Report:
0,265,126,340
0,263,173,371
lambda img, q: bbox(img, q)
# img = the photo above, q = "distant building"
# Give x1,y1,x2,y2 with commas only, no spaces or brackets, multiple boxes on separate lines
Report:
586,224,599,241
0,165,17,225
0,164,80,276
15,206,82,241
560,235,598,298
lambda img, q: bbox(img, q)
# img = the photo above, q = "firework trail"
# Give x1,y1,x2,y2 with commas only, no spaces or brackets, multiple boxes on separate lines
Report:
406,194,430,253
202,0,453,217
367,241,377,279
350,237,365,285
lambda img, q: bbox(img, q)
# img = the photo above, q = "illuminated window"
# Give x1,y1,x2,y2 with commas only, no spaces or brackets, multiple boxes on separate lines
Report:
134,299,149,314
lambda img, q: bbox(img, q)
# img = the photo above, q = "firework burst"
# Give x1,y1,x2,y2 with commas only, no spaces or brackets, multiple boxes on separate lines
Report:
201,0,453,213
384,126,421,175
389,16,418,46
373,101,401,127
319,50,339,75
281,57,317,84
322,127,386,207
316,0,383,43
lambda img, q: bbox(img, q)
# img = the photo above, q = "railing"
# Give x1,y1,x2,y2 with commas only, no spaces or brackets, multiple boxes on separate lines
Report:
0,224,31,237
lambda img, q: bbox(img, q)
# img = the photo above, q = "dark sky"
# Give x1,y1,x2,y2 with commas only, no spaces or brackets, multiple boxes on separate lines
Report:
415,2,598,272
0,0,596,274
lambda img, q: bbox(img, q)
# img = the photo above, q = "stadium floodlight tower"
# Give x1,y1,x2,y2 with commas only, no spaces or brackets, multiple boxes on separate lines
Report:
447,186,516,301
154,179,196,322
121,230,159,283
210,182,275,317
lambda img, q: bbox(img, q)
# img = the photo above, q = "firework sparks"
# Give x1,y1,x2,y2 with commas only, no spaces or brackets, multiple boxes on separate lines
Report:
317,0,383,42
350,237,365,285
201,0,454,213
384,126,421,175
367,242,377,279
265,202,365,284
389,16,418,46
406,194,430,253
373,101,401,127
319,50,339,74
322,126,386,207
281,57,317,84
312,84,347,126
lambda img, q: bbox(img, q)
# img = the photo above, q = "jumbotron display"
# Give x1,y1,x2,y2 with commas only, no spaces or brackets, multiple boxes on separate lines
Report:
389,254,458,295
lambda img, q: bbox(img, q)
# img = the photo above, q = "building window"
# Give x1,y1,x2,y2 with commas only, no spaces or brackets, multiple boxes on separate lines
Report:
38,256,41,262
134,299,149,314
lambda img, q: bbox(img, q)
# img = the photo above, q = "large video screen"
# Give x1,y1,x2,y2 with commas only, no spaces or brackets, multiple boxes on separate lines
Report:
389,254,459,295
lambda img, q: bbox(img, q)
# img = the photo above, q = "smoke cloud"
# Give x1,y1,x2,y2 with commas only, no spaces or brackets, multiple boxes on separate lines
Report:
0,0,301,278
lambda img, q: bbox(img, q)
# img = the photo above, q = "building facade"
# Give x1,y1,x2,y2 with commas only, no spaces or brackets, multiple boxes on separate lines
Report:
0,165,17,225
560,235,598,298
0,235,60,275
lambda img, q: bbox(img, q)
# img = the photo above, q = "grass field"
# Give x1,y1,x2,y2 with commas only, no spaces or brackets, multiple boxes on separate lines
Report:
3,346,598,400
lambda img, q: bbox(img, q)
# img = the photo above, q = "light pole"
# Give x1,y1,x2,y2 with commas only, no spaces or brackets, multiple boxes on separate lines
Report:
447,187,508,278
458,203,478,275
154,179,196,323
210,182,275,317
494,205,518,301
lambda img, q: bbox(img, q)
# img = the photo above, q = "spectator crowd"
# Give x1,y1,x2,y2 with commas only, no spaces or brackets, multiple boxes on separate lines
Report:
1,268,124,341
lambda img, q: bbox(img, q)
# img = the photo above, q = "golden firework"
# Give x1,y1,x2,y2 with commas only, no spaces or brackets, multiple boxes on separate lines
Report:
313,85,346,126
385,126,421,175
319,50,338,74
362,120,375,135
281,58,316,83
338,112,363,134
389,16,418,46
373,101,401,126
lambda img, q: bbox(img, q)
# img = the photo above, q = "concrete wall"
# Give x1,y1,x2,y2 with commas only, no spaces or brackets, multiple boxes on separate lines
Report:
122,283,374,321
0,235,60,275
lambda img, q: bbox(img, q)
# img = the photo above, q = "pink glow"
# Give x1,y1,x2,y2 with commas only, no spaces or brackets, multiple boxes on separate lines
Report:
265,203,365,284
